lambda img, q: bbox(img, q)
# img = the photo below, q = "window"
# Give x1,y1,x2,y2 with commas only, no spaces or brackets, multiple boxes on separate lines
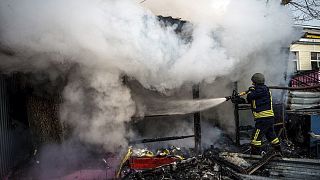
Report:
292,51,299,71
311,52,320,70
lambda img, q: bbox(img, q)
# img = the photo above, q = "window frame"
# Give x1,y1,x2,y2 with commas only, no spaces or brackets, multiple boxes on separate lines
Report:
292,51,299,71
310,52,320,70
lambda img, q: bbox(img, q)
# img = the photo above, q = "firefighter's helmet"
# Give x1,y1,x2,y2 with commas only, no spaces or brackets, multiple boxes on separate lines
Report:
251,73,265,85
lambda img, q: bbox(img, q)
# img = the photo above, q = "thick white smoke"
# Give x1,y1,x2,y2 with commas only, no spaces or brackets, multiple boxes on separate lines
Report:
60,68,136,152
0,0,296,152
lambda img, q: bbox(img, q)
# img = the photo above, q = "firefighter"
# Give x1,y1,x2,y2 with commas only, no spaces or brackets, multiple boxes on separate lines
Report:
246,73,282,155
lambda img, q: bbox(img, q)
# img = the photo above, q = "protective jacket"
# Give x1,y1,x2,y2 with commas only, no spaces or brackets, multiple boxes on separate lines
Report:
247,85,274,119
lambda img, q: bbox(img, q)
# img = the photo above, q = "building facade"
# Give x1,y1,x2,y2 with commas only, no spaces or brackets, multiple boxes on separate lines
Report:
290,25,320,71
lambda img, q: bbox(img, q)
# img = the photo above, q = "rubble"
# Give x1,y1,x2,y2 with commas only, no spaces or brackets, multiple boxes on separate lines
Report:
123,149,245,180
123,155,225,180
123,149,320,180
219,152,251,168
7,144,320,179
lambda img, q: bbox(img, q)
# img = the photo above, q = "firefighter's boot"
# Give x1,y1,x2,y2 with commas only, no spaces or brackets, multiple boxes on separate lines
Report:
272,144,282,157
250,145,261,155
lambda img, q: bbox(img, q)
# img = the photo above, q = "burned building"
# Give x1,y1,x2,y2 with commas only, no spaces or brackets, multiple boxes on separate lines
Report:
0,16,208,179
0,1,320,179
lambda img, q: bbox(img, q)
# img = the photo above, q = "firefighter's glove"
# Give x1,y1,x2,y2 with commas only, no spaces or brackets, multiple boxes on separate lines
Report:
225,96,232,101
238,91,247,96
248,86,255,92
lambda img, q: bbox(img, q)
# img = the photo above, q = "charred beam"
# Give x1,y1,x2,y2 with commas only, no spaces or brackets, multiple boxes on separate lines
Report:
233,82,240,146
204,150,247,175
193,84,201,154
246,151,280,175
129,135,195,144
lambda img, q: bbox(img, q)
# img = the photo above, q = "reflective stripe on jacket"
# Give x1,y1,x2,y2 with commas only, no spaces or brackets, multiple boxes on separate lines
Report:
246,85,274,119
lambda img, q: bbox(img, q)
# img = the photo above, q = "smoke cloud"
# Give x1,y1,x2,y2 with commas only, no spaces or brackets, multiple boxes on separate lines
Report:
0,0,297,154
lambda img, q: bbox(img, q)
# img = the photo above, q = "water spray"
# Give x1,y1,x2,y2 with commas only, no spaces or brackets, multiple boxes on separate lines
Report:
145,98,226,116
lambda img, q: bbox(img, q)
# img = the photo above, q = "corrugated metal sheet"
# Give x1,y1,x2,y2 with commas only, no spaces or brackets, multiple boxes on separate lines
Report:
238,154,320,180
0,75,13,179
289,91,320,98
287,91,320,110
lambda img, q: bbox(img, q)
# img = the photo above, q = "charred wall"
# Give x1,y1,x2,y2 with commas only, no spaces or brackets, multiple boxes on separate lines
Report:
26,95,63,147
0,75,13,178
0,73,66,178
10,73,65,147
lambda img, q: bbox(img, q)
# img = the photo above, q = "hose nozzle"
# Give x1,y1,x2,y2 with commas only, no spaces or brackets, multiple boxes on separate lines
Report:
225,96,232,101
225,90,247,104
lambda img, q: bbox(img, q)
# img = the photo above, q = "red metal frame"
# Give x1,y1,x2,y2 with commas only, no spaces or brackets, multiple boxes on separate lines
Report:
128,156,179,170
291,70,320,91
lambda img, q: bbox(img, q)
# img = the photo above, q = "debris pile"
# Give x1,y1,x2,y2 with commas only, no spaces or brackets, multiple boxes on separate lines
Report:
123,147,320,179
219,152,251,168
124,154,223,179
122,149,251,179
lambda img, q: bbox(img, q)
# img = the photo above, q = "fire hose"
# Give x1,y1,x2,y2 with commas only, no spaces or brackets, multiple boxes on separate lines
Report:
224,84,320,104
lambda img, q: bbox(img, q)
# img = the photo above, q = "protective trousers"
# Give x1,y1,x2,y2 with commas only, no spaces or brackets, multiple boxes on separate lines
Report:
251,117,280,155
